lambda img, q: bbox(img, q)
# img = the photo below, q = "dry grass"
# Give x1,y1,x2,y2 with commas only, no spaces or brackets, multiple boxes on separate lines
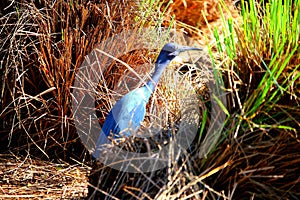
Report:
193,130,300,199
162,0,241,48
0,0,135,198
0,0,135,158
0,154,90,199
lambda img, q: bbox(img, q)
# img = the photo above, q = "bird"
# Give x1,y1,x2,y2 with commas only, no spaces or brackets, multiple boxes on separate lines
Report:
93,43,202,159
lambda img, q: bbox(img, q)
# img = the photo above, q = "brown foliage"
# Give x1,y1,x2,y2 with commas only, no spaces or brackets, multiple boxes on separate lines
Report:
0,0,135,160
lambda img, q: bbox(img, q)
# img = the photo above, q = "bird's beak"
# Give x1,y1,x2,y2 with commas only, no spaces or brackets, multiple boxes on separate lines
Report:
178,46,203,53
169,46,202,56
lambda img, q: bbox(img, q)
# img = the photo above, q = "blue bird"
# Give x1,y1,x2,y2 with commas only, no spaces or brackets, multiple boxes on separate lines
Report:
93,43,202,159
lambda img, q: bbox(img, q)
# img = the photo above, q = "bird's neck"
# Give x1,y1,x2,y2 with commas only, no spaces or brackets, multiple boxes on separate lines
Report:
145,63,168,92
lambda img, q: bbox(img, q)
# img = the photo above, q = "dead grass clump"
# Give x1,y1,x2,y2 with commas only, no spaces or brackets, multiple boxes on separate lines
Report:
0,154,90,199
0,0,135,160
196,130,300,199
162,0,240,46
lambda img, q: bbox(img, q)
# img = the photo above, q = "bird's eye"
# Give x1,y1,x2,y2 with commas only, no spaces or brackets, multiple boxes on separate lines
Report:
169,51,178,56
168,54,177,59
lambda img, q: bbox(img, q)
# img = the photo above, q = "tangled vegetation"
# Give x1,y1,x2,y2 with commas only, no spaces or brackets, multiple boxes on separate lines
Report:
0,0,299,199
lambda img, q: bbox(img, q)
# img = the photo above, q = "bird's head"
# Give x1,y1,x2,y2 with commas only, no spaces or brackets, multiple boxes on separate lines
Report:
156,43,202,65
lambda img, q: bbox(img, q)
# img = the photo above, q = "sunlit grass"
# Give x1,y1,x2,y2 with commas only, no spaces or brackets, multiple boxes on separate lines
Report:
211,0,299,138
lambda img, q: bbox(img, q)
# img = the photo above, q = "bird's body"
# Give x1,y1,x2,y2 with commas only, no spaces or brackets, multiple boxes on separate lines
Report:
102,86,151,138
93,43,201,159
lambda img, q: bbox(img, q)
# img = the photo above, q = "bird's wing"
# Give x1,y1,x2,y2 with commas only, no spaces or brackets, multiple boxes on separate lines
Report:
101,111,120,136
94,87,150,158
102,87,150,137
